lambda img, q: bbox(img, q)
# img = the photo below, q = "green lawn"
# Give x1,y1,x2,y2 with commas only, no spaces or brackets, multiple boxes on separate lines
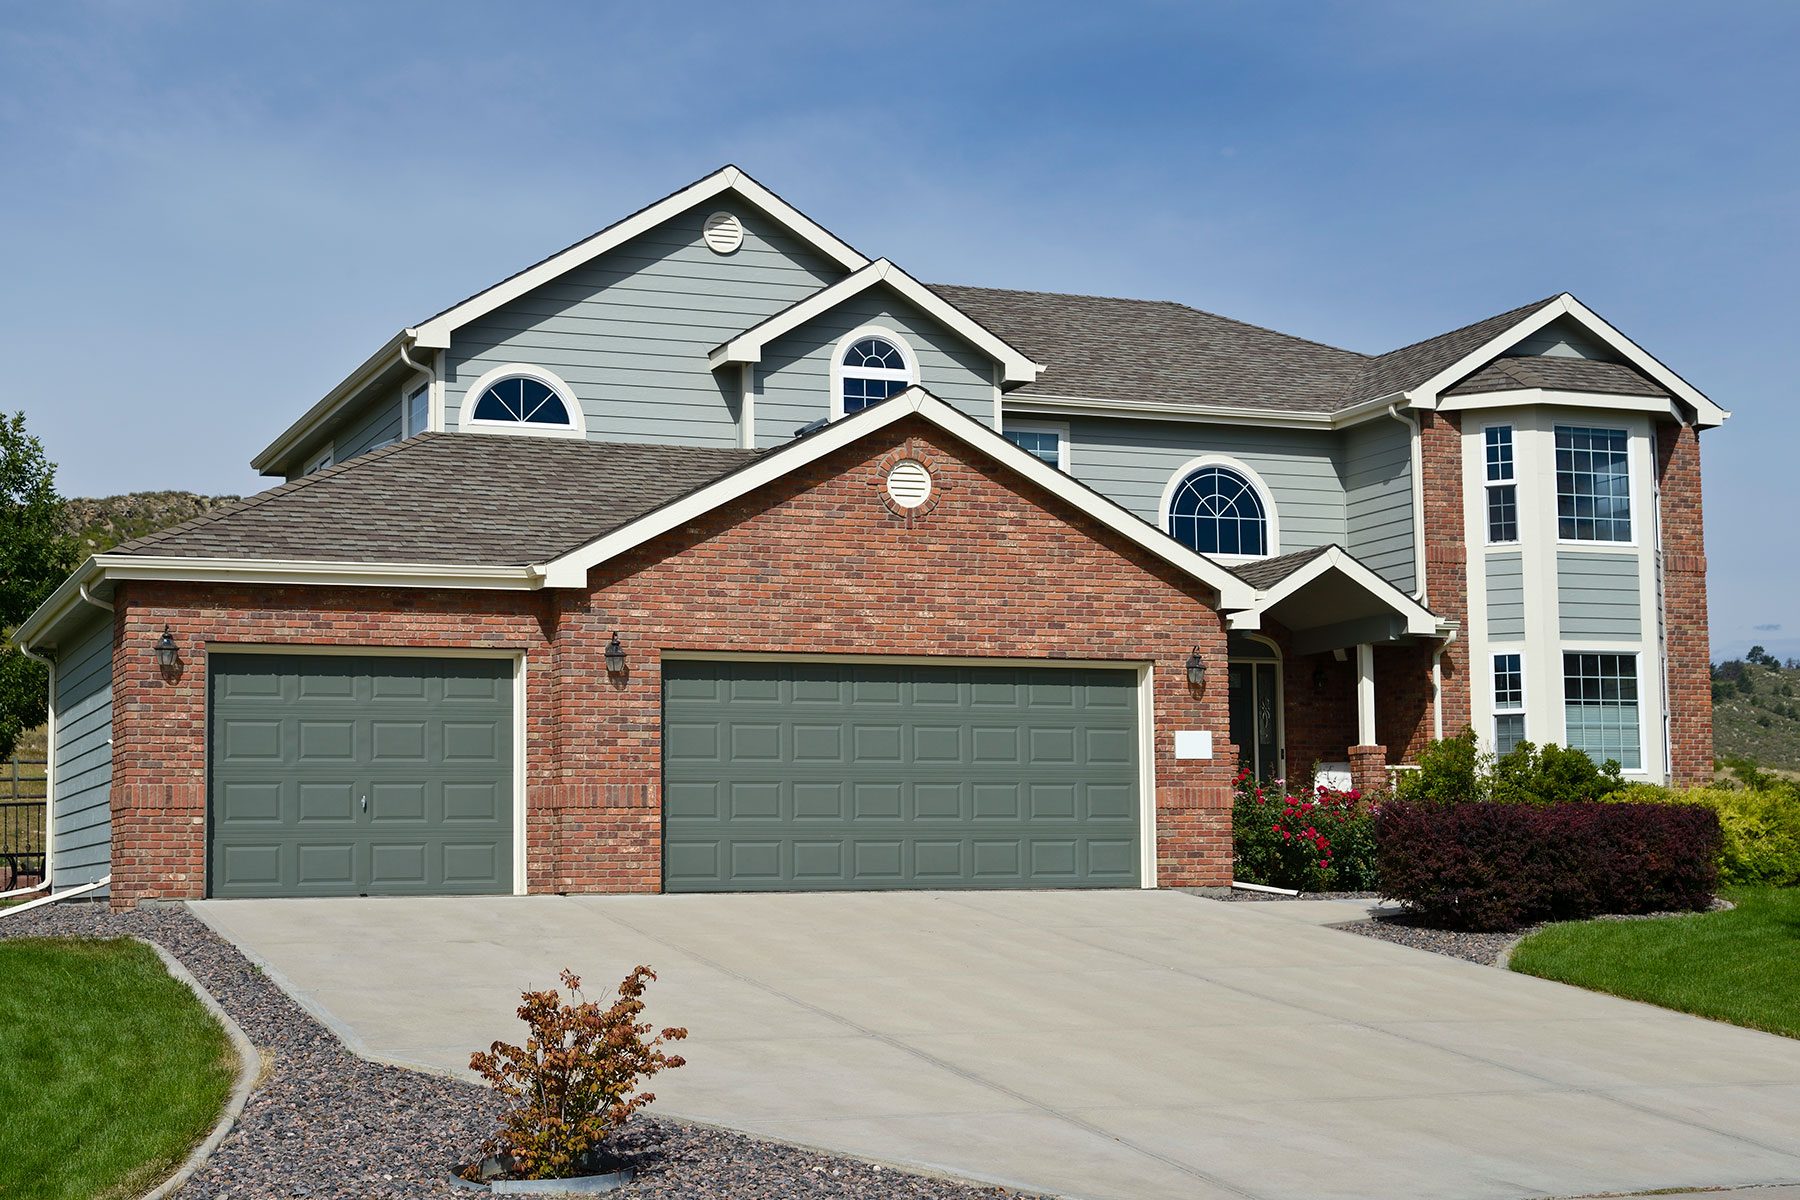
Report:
0,938,237,1200
1509,887,1800,1038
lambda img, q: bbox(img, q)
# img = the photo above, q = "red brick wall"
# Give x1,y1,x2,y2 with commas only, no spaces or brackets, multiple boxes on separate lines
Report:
1419,412,1470,736
1656,421,1713,784
108,415,1240,903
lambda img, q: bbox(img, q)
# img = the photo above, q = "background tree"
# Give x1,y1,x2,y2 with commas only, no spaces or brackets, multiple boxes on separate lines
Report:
0,412,78,761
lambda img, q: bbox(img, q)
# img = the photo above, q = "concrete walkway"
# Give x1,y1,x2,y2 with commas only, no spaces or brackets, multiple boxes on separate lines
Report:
190,890,1800,1200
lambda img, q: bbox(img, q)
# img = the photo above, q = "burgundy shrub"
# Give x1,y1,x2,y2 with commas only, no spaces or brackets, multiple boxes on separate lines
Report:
1376,801,1720,930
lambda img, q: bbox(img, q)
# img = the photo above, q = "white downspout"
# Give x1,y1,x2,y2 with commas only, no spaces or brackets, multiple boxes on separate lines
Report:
1384,402,1427,604
399,334,436,434
79,582,113,612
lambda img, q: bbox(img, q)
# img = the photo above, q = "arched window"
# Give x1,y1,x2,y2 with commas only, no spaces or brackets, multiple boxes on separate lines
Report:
1167,464,1271,557
835,330,915,416
459,365,584,437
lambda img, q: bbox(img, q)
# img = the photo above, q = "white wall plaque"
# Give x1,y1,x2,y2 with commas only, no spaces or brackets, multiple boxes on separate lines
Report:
1174,730,1213,760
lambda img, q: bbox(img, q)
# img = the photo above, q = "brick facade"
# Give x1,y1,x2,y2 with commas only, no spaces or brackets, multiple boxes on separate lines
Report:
1419,411,1471,736
1656,420,1713,785
108,417,1240,905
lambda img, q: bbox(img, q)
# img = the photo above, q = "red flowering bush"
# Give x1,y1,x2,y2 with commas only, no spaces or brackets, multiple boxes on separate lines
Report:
466,966,688,1180
1232,768,1380,891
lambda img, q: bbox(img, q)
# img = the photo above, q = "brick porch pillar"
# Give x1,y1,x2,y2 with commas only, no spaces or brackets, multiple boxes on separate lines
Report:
1348,744,1388,796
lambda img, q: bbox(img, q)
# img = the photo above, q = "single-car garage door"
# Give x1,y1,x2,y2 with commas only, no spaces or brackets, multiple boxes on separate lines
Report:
209,654,514,898
663,660,1141,891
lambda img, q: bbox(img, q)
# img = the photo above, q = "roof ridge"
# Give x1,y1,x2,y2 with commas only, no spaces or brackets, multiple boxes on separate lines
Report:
1369,294,1563,363
112,436,437,555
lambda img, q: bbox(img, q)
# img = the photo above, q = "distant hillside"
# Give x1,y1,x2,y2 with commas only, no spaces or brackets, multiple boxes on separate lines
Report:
1713,650,1800,773
60,491,239,556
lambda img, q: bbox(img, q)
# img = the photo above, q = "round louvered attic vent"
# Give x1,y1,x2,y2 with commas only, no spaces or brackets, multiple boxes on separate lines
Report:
702,211,744,254
885,460,933,509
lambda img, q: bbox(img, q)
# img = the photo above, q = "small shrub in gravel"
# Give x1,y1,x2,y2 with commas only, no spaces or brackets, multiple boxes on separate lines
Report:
466,967,687,1181
1377,800,1720,930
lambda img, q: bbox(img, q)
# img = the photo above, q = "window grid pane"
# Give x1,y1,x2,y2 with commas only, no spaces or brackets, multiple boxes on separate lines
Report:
1562,652,1641,769
842,375,908,413
1493,653,1524,710
1555,426,1632,542
1004,429,1061,467
1168,467,1268,556
1487,483,1518,543
1495,713,1526,756
1485,426,1514,482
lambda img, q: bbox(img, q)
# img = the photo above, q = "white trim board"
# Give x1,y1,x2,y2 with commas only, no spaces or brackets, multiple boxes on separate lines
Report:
538,388,1258,608
709,259,1042,385
1225,546,1442,638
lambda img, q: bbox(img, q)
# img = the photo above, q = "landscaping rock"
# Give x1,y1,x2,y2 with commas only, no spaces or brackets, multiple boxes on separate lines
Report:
2,903,1039,1199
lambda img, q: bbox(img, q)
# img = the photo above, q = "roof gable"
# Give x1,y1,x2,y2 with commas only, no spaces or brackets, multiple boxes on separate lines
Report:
710,261,1041,384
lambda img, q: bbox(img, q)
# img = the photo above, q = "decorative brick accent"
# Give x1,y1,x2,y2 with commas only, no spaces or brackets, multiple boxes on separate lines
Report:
1657,421,1713,785
1348,744,1388,795
108,415,1242,904
1419,412,1470,735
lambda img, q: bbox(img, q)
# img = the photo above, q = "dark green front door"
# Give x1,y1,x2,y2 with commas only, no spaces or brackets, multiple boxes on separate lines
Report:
662,660,1141,891
209,654,514,898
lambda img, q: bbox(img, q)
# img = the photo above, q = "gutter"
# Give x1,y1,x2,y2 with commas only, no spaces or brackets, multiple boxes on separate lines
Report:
248,330,412,475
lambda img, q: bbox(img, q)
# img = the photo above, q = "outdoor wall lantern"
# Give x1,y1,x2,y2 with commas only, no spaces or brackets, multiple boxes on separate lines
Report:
1185,647,1207,690
1313,662,1328,692
154,626,179,671
604,631,627,678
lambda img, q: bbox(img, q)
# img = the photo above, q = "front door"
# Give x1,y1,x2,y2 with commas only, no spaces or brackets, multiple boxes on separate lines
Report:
1228,660,1282,781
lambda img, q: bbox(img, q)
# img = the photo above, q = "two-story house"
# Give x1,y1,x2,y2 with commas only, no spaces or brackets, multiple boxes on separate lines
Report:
16,166,1725,905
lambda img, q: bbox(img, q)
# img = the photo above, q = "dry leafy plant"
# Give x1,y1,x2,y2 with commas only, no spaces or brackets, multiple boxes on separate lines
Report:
466,966,688,1180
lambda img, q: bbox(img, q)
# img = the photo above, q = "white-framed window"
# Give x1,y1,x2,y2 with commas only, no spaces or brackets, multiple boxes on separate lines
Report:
1003,421,1069,471
1159,455,1279,560
1562,650,1641,770
1484,425,1518,544
830,326,917,419
1555,425,1632,543
458,364,586,438
404,382,430,438
1492,651,1525,755
303,445,334,476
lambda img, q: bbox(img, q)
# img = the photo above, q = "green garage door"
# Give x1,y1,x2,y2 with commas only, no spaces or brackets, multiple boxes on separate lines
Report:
663,660,1141,891
209,654,513,898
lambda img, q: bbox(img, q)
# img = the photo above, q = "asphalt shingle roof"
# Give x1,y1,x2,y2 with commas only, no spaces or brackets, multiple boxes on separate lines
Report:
930,286,1578,417
1226,545,1334,590
1443,355,1669,398
113,434,763,565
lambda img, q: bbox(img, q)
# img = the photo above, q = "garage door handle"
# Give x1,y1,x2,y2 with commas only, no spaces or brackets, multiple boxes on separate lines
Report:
360,794,368,812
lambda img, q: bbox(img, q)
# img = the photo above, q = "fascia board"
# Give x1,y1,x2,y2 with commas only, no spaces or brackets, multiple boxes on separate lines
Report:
412,167,869,349
249,330,409,474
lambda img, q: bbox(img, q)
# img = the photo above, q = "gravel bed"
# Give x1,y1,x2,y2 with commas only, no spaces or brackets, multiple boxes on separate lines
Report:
1213,889,1382,903
2,903,1039,1199
1337,896,1735,966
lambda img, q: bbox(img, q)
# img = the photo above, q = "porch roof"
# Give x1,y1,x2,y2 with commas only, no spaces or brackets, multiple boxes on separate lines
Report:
1227,545,1446,655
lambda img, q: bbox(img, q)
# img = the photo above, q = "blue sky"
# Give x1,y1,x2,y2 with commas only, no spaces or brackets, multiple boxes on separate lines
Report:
1,2,1794,659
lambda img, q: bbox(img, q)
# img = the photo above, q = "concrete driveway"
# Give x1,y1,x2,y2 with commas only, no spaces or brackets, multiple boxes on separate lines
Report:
189,890,1800,1200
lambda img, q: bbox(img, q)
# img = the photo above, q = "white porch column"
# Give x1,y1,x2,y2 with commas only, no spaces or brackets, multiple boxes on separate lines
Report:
1355,642,1377,746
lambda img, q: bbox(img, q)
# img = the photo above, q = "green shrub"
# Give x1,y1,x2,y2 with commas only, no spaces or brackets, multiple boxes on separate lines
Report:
1394,729,1486,805
1609,781,1800,888
1232,768,1379,891
1491,740,1624,805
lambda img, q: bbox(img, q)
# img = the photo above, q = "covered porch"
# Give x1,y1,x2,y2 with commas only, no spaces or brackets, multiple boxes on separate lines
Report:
1224,546,1452,794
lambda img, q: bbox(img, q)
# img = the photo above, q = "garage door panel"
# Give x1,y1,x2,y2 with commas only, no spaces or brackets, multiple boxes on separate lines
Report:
663,661,1139,891
210,654,512,897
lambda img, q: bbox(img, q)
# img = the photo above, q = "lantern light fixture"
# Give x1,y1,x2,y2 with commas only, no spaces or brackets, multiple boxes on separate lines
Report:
604,631,627,678
154,626,179,670
1184,647,1206,689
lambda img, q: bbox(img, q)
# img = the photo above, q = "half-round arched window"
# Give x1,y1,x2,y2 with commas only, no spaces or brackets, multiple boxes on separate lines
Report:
459,364,585,438
1166,464,1271,557
834,329,916,416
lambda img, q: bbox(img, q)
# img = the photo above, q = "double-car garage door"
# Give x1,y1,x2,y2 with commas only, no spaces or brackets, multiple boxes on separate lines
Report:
206,655,1141,897
663,660,1142,891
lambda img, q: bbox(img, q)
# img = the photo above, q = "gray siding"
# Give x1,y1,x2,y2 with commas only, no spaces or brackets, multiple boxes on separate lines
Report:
1509,316,1613,360
1342,418,1416,592
446,197,845,447
51,614,112,889
1558,551,1642,638
1487,552,1525,640
335,393,401,461
756,293,997,443
1062,417,1345,553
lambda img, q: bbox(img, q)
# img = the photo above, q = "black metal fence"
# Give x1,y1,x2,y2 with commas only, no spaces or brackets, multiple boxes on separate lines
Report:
1,761,48,886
